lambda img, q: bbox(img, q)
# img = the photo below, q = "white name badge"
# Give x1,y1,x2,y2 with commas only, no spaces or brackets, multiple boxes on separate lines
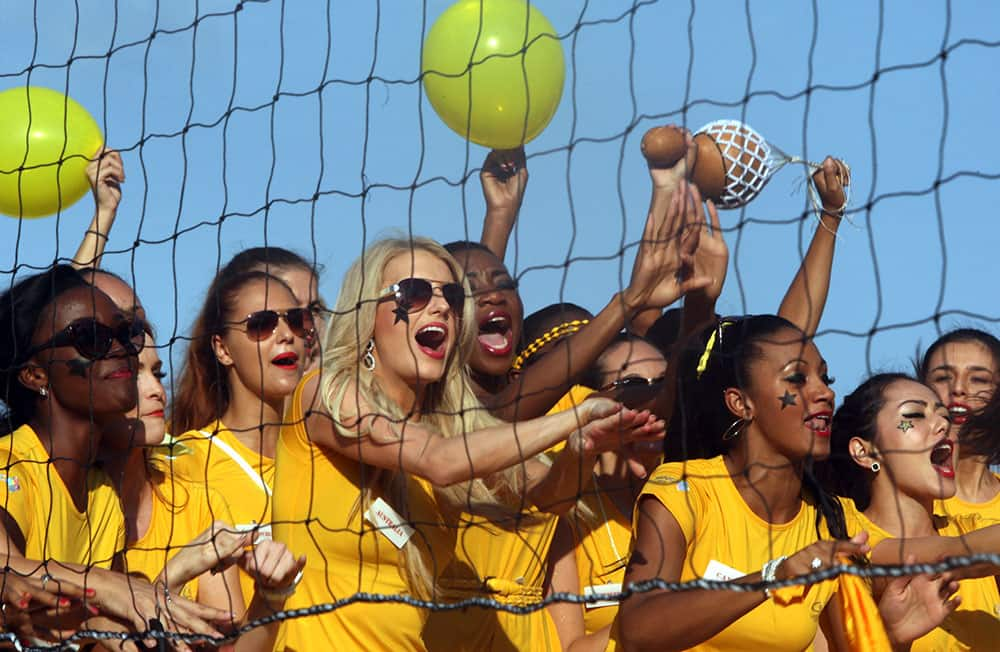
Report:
235,522,272,545
364,497,415,549
703,559,745,582
583,583,622,610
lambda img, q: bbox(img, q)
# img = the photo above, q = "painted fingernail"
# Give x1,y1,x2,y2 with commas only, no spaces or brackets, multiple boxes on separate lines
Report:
87,603,100,615
17,599,29,609
86,588,96,597
58,597,71,607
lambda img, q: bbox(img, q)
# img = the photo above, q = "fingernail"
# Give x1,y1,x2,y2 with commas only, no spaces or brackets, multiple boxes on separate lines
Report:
87,603,100,615
58,597,71,607
17,599,29,609
86,588,96,597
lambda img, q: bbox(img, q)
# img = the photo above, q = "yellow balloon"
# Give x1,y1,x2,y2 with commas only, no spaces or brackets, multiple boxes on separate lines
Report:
0,86,103,218
422,0,565,149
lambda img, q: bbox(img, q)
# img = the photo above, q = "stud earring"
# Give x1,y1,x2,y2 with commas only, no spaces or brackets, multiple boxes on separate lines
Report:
39,387,48,398
870,461,880,473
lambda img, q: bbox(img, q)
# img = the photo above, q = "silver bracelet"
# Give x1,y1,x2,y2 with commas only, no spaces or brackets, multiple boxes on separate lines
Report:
256,570,303,603
760,556,787,599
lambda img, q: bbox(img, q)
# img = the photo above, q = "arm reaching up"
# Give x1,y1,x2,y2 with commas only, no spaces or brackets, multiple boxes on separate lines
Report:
72,147,124,269
480,147,528,261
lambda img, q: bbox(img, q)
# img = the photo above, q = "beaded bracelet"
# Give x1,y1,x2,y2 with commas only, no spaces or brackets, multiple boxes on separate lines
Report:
760,555,787,599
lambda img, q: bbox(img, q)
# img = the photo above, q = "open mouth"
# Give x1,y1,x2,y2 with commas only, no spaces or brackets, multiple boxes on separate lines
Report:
477,311,512,356
804,411,832,438
930,439,955,478
948,403,971,425
415,323,448,360
271,352,300,369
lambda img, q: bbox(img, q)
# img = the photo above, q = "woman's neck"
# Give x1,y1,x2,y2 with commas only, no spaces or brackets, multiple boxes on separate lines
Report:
374,370,425,418
864,479,937,538
725,438,803,524
28,410,103,511
954,455,1000,504
221,383,285,458
101,445,154,544
470,367,509,397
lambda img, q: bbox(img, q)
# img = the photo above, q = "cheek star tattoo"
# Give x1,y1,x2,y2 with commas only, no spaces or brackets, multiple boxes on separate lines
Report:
392,305,410,325
897,420,913,433
779,390,797,409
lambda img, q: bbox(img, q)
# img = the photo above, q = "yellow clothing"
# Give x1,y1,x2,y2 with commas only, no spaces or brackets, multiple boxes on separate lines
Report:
936,474,1000,525
125,471,234,602
567,486,631,635
841,501,1000,651
423,387,593,651
171,420,273,602
0,425,124,568
273,373,454,651
608,456,837,652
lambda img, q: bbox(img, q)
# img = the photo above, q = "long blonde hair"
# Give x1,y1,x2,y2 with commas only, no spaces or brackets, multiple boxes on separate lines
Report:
318,235,521,599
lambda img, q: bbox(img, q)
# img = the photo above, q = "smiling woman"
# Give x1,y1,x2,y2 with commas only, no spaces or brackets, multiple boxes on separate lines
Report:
170,269,312,604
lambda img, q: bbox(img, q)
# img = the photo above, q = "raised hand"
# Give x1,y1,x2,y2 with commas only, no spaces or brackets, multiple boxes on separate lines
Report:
87,147,124,215
568,399,666,457
811,156,850,216
645,126,697,192
878,554,960,647
623,181,713,314
690,193,728,303
481,147,528,217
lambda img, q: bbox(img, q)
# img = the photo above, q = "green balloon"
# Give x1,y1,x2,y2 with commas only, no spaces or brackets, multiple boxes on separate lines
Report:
0,86,103,218
422,0,565,149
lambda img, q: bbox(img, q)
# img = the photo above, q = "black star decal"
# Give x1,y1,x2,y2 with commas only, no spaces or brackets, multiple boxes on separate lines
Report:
393,305,410,325
779,390,797,409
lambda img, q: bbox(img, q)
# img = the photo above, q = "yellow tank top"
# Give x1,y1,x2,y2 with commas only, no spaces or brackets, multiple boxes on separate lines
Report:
841,501,1000,651
424,387,596,651
936,474,1000,525
568,485,631,635
124,469,234,603
0,425,124,568
607,456,837,652
171,420,273,602
272,372,454,651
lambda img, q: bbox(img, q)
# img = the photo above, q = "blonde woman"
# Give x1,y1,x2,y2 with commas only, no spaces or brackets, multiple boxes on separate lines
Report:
272,236,664,650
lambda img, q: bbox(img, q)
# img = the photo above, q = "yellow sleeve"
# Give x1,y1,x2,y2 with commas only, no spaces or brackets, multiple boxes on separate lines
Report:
636,463,703,545
0,454,35,546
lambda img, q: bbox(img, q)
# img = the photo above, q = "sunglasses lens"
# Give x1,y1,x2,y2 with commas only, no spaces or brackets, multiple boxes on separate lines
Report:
396,278,434,312
286,309,315,338
443,283,465,312
245,311,279,341
73,321,110,359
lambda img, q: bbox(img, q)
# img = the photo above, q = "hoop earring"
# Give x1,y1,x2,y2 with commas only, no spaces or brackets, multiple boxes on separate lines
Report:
38,387,48,398
722,418,746,441
870,461,880,473
363,339,376,372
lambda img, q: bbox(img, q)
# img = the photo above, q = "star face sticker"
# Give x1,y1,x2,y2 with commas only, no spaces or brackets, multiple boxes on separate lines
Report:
897,420,913,433
779,390,797,409
393,305,410,325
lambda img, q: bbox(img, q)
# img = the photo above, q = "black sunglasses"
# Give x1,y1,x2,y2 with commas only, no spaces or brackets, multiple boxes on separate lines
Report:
378,278,465,314
599,374,666,393
29,318,146,361
235,309,315,342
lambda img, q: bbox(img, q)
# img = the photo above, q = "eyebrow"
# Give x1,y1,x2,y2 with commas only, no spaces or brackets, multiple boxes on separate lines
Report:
897,399,928,408
781,358,808,369
929,363,996,374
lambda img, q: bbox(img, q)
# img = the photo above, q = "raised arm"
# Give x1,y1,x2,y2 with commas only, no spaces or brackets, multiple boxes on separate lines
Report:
479,147,528,261
71,147,124,270
487,182,712,422
777,157,850,338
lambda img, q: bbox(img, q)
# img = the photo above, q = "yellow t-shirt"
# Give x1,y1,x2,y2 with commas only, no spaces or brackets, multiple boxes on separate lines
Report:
841,501,1000,651
423,387,593,651
608,456,837,652
124,470,235,603
0,425,124,568
568,486,631,635
272,373,455,651
171,420,273,602
936,474,1000,525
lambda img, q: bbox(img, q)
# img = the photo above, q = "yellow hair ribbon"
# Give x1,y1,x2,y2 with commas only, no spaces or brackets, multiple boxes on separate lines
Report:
511,319,590,371
695,321,733,379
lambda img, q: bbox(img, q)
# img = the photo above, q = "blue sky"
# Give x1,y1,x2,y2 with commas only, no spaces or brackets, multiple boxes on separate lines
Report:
1,0,998,397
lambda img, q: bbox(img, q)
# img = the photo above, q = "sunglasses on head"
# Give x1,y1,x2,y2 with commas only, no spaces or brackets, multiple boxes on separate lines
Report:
598,374,666,409
599,374,666,393
378,278,465,314
236,309,315,342
29,317,146,361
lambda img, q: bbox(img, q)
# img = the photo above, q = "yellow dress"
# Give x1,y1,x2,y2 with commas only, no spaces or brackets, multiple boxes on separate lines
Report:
841,501,1000,651
124,469,235,603
0,425,124,568
423,386,594,652
567,486,631,635
272,373,455,651
171,420,273,602
607,456,837,652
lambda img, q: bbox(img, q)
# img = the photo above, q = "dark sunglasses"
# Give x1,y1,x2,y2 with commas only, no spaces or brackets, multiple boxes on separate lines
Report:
378,278,465,314
29,318,146,361
236,309,315,342
599,375,666,393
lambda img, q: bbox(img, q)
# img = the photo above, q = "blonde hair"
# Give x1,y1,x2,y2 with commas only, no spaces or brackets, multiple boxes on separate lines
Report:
318,235,521,599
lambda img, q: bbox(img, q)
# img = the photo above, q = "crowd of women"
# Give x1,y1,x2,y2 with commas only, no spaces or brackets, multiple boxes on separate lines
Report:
2,130,999,651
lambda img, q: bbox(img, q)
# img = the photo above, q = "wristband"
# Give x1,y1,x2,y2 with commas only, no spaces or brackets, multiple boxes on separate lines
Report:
256,569,303,603
760,555,787,599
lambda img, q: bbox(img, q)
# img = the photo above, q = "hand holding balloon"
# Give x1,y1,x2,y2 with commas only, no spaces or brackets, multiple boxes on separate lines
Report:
87,147,124,217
